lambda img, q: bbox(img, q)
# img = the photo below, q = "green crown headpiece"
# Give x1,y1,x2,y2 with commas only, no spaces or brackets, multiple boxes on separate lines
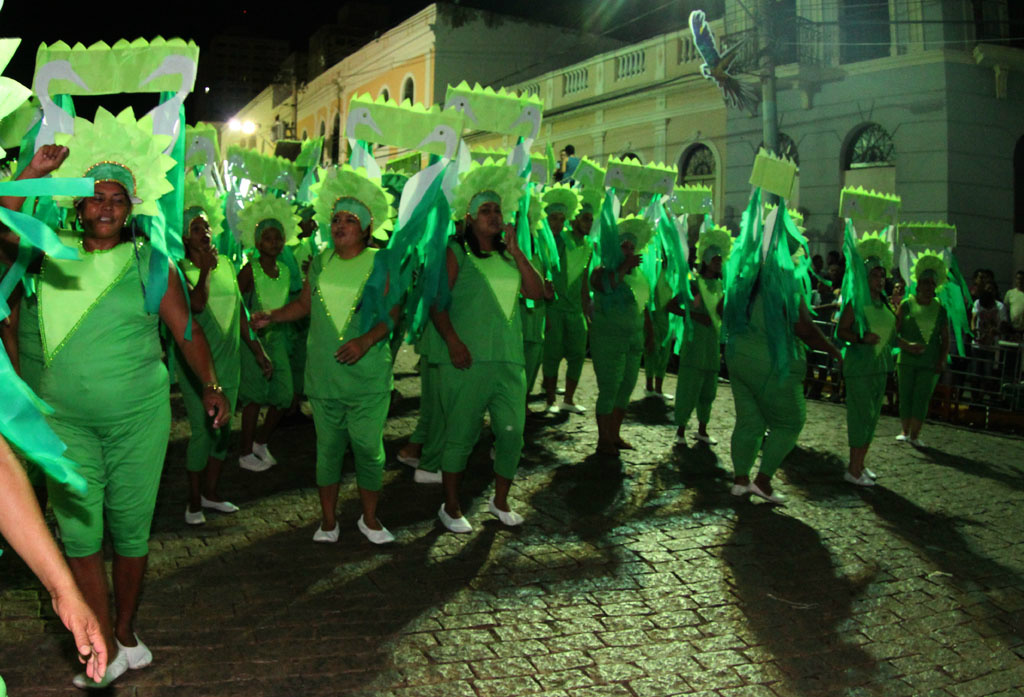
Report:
749,148,797,199
52,106,175,217
451,158,524,223
668,184,714,216
572,156,606,191
697,224,733,263
226,145,300,192
604,157,675,194
764,202,803,227
347,93,464,157
577,186,604,216
183,173,225,233
237,194,300,248
617,215,655,252
542,183,581,221
444,81,543,138
839,186,901,228
912,250,948,287
185,123,220,170
898,221,957,250
855,230,893,271
312,165,395,242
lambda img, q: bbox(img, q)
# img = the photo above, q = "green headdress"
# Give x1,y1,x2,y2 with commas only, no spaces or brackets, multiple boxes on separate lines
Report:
667,184,714,217
855,230,893,271
312,165,395,242
542,183,581,222
52,106,175,216
572,157,606,191
839,186,900,233
451,158,524,223
912,250,947,288
617,215,654,252
183,173,225,233
697,224,733,263
237,194,300,249
577,186,604,217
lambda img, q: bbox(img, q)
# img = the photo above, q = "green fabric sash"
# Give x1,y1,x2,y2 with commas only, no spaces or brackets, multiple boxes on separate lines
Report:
253,260,289,311
563,230,591,288
467,252,520,322
184,260,239,337
911,296,939,345
697,277,724,335
864,301,895,356
39,239,133,364
317,249,376,339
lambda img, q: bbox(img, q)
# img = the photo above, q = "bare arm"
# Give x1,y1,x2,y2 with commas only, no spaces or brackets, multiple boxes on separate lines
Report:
0,145,70,265
795,299,842,362
430,247,470,369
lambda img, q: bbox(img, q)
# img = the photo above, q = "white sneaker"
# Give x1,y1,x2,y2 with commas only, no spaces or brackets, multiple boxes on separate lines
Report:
560,402,586,414
117,635,152,670
396,453,421,468
693,433,718,445
864,467,877,479
729,483,749,497
895,434,909,443
312,522,339,543
357,515,395,544
844,471,875,487
644,390,661,399
488,497,524,526
748,482,786,504
662,392,675,401
438,504,472,533
546,403,561,414
414,469,442,484
239,453,272,472
73,648,129,689
252,442,277,466
200,496,239,513
184,506,205,525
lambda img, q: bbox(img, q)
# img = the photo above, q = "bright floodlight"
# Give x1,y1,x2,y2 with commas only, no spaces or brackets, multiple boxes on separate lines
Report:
228,118,242,132
242,121,257,135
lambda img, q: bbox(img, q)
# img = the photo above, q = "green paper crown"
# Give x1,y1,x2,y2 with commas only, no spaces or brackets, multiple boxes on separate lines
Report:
470,148,509,164
183,173,225,233
697,225,733,263
444,81,543,137
617,215,655,252
839,186,900,226
451,158,524,223
52,106,175,216
311,165,395,242
604,157,676,194
856,230,893,271
898,221,957,250
0,38,33,158
668,184,714,216
35,37,199,96
226,145,300,191
347,93,464,157
912,250,948,287
542,183,581,221
571,156,606,191
237,194,301,248
185,123,220,170
749,148,797,199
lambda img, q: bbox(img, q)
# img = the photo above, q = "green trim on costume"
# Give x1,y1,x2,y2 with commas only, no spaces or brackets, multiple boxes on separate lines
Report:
252,260,290,311
317,249,376,339
466,252,521,323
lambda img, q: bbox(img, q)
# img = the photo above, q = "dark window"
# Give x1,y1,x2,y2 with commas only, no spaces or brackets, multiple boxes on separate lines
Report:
331,112,341,164
840,0,890,64
845,123,895,169
402,77,415,104
1015,136,1024,234
678,144,715,187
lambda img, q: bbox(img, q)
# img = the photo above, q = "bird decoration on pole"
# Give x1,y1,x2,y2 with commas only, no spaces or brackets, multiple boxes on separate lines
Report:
689,10,760,115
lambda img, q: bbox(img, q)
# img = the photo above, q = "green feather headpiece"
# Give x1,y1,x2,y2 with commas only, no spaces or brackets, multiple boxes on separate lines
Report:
855,230,893,271
470,148,509,164
617,215,654,252
912,250,948,287
542,184,581,221
697,224,733,263
312,165,395,242
577,186,604,216
451,158,524,223
183,173,224,232
52,106,175,217
237,194,300,248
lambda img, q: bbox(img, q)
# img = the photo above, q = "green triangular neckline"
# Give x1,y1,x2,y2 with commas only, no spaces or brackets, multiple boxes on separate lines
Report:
467,252,520,322
317,249,376,340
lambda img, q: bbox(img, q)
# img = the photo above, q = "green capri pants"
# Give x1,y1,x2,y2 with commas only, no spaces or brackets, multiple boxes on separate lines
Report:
417,363,445,474
542,309,588,382
727,354,806,480
239,329,293,409
181,372,239,472
46,400,171,558
438,361,525,479
591,332,643,415
845,372,887,448
524,341,544,395
644,309,670,381
897,365,939,421
674,367,717,427
310,394,389,490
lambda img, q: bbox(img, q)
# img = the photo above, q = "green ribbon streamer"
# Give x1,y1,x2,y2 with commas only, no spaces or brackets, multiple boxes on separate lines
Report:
0,178,95,198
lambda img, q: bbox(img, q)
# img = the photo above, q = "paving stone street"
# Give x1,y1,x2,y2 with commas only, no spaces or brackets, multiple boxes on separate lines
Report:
2,346,1023,696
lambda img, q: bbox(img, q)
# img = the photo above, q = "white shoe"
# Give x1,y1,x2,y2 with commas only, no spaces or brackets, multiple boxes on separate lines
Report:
662,392,675,401
414,468,443,484
239,453,273,472
729,483,749,497
693,433,718,445
118,635,152,670
73,648,129,689
748,482,787,504
200,496,239,513
312,522,339,543
844,471,876,487
864,468,877,479
184,506,205,525
675,434,687,444
488,497,524,526
546,403,561,414
396,453,420,468
438,504,472,533
556,388,565,395
252,442,277,466
895,434,909,443
357,515,395,544
560,402,586,414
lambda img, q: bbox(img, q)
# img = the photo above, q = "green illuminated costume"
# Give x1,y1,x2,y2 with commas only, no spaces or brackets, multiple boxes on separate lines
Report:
239,259,293,409
520,255,547,394
542,230,591,383
591,270,646,415
644,270,672,382
674,277,722,429
843,300,896,447
896,296,946,421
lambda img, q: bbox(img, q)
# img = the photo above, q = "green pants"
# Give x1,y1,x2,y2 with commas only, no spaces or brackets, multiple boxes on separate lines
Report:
542,309,588,382
310,395,389,490
239,329,292,409
845,372,886,448
47,400,170,557
287,320,310,395
438,361,524,479
524,340,543,395
180,369,239,472
591,331,642,415
727,354,806,480
898,364,939,421
644,308,670,381
417,363,446,474
410,361,437,445
674,366,717,427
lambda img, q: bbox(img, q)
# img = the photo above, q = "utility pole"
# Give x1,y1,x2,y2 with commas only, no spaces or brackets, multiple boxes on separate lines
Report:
757,0,780,204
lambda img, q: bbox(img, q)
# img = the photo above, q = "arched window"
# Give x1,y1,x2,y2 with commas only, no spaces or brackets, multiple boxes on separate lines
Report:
620,151,642,163
402,77,415,103
845,123,895,169
678,143,715,188
380,87,390,101
330,112,341,164
1015,135,1024,234
319,121,326,164
301,129,308,141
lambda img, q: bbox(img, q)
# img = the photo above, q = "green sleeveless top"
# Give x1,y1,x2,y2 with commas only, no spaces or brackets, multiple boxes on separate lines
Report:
37,238,168,425
897,296,946,368
305,248,392,398
843,298,896,378
550,231,592,314
446,243,524,365
246,257,291,342
176,259,242,391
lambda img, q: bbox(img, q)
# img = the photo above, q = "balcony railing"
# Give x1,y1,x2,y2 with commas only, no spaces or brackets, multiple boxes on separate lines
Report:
615,48,646,80
563,67,589,95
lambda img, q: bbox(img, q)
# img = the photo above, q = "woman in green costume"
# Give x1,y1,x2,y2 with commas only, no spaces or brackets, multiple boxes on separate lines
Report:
177,181,273,524
431,160,544,533
894,252,949,447
0,122,228,688
643,258,673,400
520,192,555,408
837,231,897,486
235,196,298,472
589,217,652,456
670,225,730,446
252,166,398,544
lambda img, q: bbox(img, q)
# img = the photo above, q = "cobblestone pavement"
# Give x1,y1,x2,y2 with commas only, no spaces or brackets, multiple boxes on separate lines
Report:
2,345,1023,696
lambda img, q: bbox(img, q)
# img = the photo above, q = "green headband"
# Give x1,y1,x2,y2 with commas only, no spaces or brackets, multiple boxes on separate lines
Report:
545,203,567,216
469,190,501,216
702,244,723,263
256,219,284,241
85,162,137,202
333,197,372,232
